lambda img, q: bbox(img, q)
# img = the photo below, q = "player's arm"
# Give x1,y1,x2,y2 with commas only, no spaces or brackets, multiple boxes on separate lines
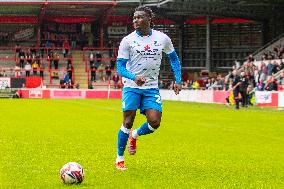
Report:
233,77,242,90
116,37,145,86
167,50,182,95
116,58,136,80
116,58,145,86
232,81,241,90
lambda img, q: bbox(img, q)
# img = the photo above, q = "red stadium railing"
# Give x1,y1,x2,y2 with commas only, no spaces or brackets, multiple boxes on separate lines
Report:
87,69,122,89
83,47,118,72
0,46,75,88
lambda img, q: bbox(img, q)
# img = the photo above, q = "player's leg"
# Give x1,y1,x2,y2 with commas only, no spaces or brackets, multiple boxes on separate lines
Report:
128,89,162,155
116,110,136,170
241,91,246,107
134,109,161,136
116,88,141,170
233,89,240,109
129,110,162,155
117,111,136,157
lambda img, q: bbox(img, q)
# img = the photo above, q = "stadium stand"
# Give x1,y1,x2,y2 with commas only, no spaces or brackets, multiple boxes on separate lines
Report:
0,0,284,91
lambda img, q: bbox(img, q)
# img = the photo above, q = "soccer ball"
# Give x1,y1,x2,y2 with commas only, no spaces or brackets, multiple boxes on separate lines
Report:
60,162,84,184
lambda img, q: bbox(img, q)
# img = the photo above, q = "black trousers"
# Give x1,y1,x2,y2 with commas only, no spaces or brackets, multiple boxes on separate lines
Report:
91,71,96,81
54,60,59,69
234,89,248,108
233,89,240,108
240,91,247,107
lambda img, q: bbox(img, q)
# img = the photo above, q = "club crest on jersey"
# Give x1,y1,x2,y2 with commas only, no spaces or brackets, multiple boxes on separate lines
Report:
144,45,151,51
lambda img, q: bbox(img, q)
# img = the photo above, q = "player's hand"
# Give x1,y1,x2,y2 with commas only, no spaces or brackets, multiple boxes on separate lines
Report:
135,76,146,86
173,83,182,95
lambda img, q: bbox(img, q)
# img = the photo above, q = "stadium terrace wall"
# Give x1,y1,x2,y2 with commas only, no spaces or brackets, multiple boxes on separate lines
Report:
18,89,284,108
19,89,122,99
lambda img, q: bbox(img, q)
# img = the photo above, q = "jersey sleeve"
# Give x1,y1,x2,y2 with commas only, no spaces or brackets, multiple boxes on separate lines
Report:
117,37,130,59
163,34,175,54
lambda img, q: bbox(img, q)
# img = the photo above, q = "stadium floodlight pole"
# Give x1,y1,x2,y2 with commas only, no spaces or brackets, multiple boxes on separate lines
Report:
206,15,211,72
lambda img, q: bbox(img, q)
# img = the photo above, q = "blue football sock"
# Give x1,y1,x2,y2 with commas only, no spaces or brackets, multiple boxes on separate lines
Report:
117,125,130,156
137,122,155,136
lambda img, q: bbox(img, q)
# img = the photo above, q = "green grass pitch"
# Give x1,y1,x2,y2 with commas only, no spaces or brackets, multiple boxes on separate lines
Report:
0,99,284,189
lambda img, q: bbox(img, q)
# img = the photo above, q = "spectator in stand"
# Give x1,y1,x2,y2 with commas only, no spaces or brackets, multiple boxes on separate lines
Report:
53,51,60,70
31,45,36,57
216,74,225,90
110,59,116,70
168,81,174,90
71,35,76,49
18,49,25,68
243,61,254,80
239,72,249,107
187,80,193,89
280,47,284,57
182,71,189,82
98,63,105,81
107,40,114,58
88,80,95,89
259,62,267,82
88,33,94,47
39,62,44,79
26,48,32,65
278,70,284,86
14,66,21,77
90,62,96,82
279,59,284,70
0,69,6,77
15,44,21,57
272,60,280,75
192,80,200,90
205,78,212,89
113,72,120,89
45,40,52,48
66,62,73,82
89,50,95,68
267,60,273,76
246,85,254,106
105,64,112,81
95,51,102,68
158,80,165,89
32,60,39,75
272,46,280,59
40,42,45,58
181,80,189,89
231,70,241,109
254,69,260,85
75,83,80,89
62,39,70,58
45,40,52,55
235,60,241,69
24,62,31,77
247,54,254,62
63,72,71,87
256,79,264,91
48,50,54,69
265,76,278,91
261,54,266,61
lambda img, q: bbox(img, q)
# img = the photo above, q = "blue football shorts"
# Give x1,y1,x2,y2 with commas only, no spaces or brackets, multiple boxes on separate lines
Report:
122,87,162,114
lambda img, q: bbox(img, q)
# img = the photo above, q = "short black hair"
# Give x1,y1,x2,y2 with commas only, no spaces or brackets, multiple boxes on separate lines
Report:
134,6,154,28
134,6,154,18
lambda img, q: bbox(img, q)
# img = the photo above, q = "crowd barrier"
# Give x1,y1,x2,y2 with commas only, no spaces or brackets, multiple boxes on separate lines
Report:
160,89,283,107
19,88,122,99
18,88,284,107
